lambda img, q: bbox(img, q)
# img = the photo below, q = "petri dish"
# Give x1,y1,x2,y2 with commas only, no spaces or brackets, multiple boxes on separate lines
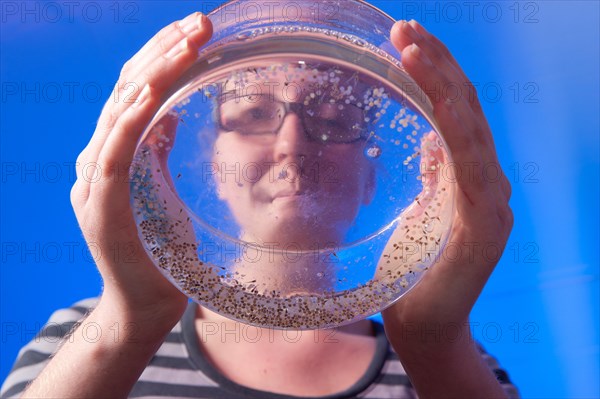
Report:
130,0,455,329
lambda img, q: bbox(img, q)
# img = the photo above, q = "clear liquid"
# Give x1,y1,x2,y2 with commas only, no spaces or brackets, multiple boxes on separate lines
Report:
131,30,454,329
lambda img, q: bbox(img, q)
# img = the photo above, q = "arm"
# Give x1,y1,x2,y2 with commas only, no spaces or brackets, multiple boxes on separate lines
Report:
20,12,213,398
0,299,94,398
18,301,171,399
390,325,510,399
382,20,514,398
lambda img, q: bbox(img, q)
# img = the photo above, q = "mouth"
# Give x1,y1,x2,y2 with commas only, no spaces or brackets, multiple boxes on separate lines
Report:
272,191,305,201
271,188,316,203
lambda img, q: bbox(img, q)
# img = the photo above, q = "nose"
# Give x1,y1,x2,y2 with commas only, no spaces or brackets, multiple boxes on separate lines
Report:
272,111,310,164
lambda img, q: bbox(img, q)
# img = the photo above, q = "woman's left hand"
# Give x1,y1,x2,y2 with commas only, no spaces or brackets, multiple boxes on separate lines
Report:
380,20,513,397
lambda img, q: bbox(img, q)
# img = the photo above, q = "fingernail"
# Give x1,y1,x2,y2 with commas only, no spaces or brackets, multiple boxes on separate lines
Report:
179,12,201,34
132,84,151,109
402,20,421,42
410,43,432,66
200,13,210,27
408,19,420,30
165,37,189,59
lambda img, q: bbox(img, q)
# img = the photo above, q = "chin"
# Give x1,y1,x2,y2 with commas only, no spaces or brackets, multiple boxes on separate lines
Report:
256,217,347,250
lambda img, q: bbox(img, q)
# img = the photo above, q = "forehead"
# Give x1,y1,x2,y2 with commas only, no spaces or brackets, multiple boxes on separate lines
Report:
217,62,379,104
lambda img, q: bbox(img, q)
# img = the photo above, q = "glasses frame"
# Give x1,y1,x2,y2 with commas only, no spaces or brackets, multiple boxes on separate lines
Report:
216,95,370,144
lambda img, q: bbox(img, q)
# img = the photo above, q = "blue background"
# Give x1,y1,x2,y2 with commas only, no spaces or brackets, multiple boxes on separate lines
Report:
1,1,598,397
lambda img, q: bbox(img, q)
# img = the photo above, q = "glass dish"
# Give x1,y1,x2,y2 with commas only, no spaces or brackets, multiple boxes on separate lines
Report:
130,0,455,329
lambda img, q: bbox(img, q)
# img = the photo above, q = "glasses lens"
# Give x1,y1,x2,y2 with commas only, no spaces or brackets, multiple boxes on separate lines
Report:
219,95,284,135
303,102,367,143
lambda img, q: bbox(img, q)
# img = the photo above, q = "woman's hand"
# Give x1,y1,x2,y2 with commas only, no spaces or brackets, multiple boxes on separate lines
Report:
70,12,213,335
22,13,214,398
381,20,513,397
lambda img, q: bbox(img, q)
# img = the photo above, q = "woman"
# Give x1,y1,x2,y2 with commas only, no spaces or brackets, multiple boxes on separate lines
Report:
1,11,517,398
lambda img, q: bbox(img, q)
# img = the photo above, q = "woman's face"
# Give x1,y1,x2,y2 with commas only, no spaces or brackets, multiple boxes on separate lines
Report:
212,64,375,248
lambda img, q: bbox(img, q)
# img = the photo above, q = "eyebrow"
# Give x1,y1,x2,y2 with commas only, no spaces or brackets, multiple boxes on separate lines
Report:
218,92,275,105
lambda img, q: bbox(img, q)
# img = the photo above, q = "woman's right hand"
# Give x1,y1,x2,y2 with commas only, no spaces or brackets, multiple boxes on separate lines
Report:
70,12,213,336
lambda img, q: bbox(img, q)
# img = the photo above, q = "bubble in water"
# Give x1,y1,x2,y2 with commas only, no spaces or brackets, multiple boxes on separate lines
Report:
365,144,382,158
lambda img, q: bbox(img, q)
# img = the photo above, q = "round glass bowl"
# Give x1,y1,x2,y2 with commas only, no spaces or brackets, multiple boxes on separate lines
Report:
130,0,455,329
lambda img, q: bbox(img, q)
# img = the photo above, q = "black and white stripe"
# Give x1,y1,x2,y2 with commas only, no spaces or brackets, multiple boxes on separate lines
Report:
1,298,519,398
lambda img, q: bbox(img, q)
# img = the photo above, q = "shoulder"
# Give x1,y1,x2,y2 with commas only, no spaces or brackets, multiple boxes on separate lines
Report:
0,297,99,399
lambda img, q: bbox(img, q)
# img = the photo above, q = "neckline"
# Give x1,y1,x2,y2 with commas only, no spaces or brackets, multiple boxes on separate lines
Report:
180,301,389,399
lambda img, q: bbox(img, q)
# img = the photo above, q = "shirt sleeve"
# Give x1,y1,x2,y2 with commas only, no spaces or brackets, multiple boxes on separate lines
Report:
476,342,521,399
0,297,99,399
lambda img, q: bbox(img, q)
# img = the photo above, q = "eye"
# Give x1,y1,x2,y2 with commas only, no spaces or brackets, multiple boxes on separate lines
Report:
220,95,283,133
315,103,344,119
247,105,274,121
305,102,366,143
322,118,344,130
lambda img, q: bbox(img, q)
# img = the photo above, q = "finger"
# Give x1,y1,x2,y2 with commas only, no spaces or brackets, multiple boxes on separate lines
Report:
391,20,498,156
145,111,180,159
391,20,462,83
79,17,212,203
432,95,490,202
393,23,481,155
110,13,211,125
125,12,209,78
395,31,506,203
402,21,465,85
393,22,475,124
406,131,446,218
407,20,506,187
92,83,159,207
123,14,212,89
500,172,512,201
85,13,212,166
393,19,498,150
393,20,483,116
400,42,479,160
420,131,444,179
395,20,500,165
143,111,180,190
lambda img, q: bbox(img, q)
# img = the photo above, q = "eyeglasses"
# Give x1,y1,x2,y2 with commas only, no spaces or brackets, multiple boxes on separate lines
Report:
217,94,369,144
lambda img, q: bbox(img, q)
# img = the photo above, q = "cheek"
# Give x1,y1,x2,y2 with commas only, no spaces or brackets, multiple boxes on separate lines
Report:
214,136,274,168
320,147,369,184
213,139,275,199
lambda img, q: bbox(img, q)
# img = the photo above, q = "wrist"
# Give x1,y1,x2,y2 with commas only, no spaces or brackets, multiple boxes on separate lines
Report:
383,313,476,359
93,293,185,345
389,328,508,399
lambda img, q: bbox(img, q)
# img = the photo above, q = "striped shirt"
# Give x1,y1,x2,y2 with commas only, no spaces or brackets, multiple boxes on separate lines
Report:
1,297,519,398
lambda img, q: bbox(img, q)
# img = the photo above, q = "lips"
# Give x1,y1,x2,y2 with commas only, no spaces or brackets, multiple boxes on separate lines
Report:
272,188,304,200
271,186,317,202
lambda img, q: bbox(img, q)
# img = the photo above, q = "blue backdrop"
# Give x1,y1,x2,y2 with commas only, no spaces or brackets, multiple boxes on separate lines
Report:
1,1,598,397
